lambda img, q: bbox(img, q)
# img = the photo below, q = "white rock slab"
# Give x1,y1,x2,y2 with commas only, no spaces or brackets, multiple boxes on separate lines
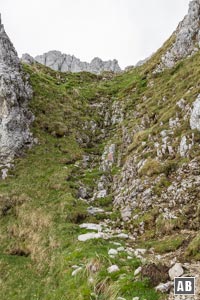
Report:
79,223,102,231
115,233,129,239
78,232,104,242
87,207,105,215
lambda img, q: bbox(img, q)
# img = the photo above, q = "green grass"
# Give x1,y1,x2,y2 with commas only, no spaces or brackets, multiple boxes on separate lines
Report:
140,235,185,254
185,233,200,260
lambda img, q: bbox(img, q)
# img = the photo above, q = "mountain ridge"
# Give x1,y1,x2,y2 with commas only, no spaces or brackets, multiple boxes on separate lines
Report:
21,50,121,74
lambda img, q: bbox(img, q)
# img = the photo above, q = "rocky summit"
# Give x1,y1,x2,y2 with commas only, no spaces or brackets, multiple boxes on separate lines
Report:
21,50,121,74
156,0,200,72
0,2,200,300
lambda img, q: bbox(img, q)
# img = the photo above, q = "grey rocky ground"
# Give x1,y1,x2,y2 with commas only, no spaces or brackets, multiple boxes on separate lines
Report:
74,85,200,299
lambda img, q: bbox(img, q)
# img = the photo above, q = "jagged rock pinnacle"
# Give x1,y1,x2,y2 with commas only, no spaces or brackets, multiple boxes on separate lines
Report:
21,50,121,74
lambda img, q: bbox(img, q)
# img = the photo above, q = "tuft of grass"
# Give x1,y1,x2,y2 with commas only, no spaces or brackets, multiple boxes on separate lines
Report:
185,233,200,260
156,215,186,235
140,235,185,254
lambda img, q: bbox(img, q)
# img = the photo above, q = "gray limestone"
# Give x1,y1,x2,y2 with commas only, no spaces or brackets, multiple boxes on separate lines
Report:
0,15,33,174
79,223,102,231
168,263,184,280
78,232,105,241
21,50,121,74
155,282,173,293
108,249,118,256
179,136,189,157
156,0,200,72
21,53,35,65
107,265,119,273
190,94,200,130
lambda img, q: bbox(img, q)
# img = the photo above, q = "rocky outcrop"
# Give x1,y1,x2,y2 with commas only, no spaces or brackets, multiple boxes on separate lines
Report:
21,51,121,74
21,53,35,65
155,0,200,72
0,15,33,176
190,94,200,130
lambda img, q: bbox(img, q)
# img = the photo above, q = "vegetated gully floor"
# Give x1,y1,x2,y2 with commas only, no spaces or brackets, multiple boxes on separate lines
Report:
0,66,162,300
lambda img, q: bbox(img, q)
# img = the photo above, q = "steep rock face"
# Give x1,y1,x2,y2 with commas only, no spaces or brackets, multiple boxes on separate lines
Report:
190,94,200,130
0,16,33,174
156,0,200,72
31,50,121,74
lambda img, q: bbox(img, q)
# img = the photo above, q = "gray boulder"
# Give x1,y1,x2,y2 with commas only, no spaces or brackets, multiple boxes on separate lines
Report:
169,263,184,280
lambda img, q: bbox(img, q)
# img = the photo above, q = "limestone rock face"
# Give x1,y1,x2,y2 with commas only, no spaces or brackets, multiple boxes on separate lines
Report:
190,94,200,130
156,0,200,71
31,50,121,74
0,15,33,171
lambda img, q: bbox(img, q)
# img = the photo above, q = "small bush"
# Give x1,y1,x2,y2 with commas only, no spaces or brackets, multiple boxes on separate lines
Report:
66,208,88,224
141,263,169,286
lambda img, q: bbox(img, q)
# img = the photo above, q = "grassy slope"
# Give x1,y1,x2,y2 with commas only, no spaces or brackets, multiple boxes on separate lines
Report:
0,64,160,300
120,51,200,248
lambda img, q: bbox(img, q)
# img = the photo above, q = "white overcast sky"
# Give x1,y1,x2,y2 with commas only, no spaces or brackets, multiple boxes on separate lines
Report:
1,0,190,69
